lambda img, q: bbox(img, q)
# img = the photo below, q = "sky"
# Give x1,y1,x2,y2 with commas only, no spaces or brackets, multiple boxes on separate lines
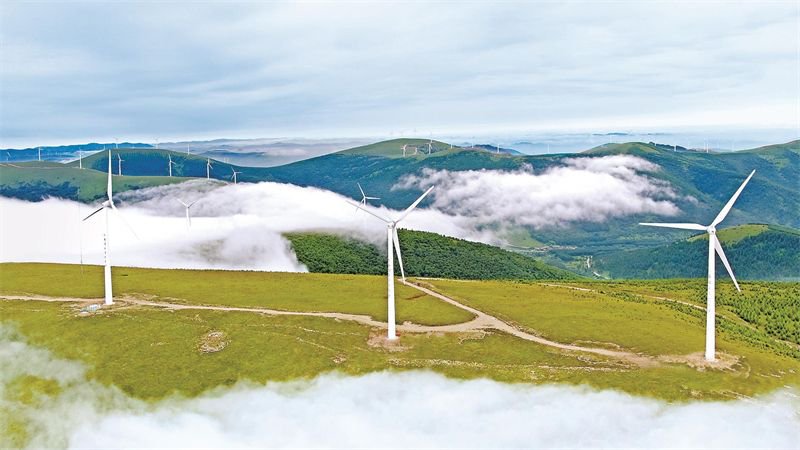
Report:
1,1,798,147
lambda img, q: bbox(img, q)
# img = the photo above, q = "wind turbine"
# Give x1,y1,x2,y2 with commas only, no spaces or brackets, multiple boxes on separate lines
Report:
206,158,213,179
402,144,408,157
427,140,432,155
83,150,138,305
176,198,199,228
348,186,435,340
168,155,176,177
640,170,755,361
38,147,42,161
117,154,124,176
231,168,242,184
78,149,83,169
186,144,191,155
356,182,380,210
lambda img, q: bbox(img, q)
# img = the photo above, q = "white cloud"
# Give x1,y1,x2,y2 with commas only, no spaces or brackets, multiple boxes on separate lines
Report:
0,180,489,271
2,325,798,449
396,155,681,229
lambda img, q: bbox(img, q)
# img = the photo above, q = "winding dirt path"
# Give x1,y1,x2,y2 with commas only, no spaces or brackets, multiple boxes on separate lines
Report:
1,284,656,367
400,280,656,366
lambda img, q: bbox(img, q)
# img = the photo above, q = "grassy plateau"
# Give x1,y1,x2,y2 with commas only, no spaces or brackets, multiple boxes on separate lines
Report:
3,262,800,445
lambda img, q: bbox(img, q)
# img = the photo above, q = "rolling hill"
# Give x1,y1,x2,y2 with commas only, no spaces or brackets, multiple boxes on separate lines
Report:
1,138,798,265
595,224,800,280
0,161,188,202
285,229,577,280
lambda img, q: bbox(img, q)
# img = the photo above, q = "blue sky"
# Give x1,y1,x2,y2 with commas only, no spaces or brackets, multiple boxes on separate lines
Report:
1,1,797,147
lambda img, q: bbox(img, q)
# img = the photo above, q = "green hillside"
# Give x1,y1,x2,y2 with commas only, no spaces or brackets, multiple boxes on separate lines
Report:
65,148,245,180
285,229,577,280
0,162,187,202
596,224,800,280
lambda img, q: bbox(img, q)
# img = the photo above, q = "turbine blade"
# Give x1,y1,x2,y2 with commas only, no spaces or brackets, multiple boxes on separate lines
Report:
713,235,740,292
711,170,755,227
188,200,199,207
83,206,104,221
396,186,435,223
176,199,188,208
639,222,706,231
366,196,380,200
393,227,405,281
346,200,390,223
357,182,365,198
110,202,139,239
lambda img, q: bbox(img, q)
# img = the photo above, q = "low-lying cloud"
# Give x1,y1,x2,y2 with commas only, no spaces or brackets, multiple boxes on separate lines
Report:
397,155,683,229
1,157,686,270
0,181,487,271
1,326,798,449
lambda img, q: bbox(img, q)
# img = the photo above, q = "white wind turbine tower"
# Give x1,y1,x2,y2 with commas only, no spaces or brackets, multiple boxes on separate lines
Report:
349,186,435,340
206,158,213,179
117,154,124,176
186,144,191,155
640,170,755,361
231,168,242,184
38,147,42,161
402,144,408,157
83,150,138,305
168,155,176,177
427,140,432,155
356,182,380,210
78,149,83,169
176,198,199,228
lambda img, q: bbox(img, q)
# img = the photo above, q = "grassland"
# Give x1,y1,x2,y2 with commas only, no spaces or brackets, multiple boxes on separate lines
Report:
1,263,799,415
0,263,474,326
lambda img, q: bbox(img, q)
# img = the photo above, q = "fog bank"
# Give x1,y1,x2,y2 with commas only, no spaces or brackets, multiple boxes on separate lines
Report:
1,326,798,449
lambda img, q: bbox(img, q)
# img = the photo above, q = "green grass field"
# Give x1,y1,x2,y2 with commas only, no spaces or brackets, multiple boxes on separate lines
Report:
1,262,799,425
0,263,474,326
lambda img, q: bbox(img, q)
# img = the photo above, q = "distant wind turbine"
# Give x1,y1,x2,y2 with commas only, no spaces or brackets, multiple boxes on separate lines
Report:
38,147,42,161
78,149,83,169
640,170,755,361
168,155,176,177
83,150,138,305
356,182,380,211
186,144,191,155
117,154,124,176
176,198,199,228
206,158,213,179
348,186,435,340
231,168,242,184
402,144,408,157
427,140,432,155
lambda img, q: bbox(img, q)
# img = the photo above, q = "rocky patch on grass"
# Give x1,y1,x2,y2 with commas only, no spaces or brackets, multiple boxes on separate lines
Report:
198,331,228,353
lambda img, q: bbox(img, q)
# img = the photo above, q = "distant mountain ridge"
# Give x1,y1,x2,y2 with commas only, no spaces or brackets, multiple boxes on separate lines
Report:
1,139,797,266
595,224,800,281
